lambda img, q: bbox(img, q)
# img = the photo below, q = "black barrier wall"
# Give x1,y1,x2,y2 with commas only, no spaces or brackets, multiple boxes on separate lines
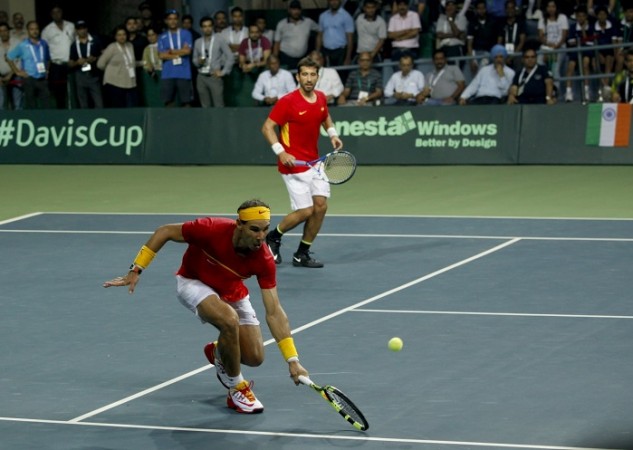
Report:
1,105,632,165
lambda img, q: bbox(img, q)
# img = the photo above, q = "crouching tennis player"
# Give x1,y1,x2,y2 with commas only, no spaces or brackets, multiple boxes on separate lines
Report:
103,199,309,414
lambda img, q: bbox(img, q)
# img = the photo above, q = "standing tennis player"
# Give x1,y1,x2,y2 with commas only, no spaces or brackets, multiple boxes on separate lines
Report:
261,56,343,268
103,199,308,414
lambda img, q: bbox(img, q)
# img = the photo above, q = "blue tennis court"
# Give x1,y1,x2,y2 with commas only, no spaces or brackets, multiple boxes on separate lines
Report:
2,212,632,449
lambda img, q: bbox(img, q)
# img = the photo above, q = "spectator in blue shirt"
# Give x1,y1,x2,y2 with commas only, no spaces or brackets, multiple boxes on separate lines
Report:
6,20,51,109
316,0,355,67
158,9,193,106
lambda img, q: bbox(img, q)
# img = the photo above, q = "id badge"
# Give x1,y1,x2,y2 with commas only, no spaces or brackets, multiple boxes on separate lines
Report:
81,63,91,72
358,90,369,100
128,67,136,78
173,57,182,66
36,62,46,74
505,43,515,53
200,66,210,74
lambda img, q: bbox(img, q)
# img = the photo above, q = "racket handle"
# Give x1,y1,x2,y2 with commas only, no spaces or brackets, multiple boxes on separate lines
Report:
298,375,314,386
294,160,308,166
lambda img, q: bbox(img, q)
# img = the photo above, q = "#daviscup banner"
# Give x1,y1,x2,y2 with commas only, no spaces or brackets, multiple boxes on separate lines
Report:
585,103,632,147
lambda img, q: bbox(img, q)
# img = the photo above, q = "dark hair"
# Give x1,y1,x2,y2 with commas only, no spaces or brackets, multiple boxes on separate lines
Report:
25,20,38,29
214,10,227,19
237,199,270,213
432,48,447,58
182,14,194,22
594,5,609,15
113,25,129,39
523,37,541,52
296,56,319,71
0,21,10,30
231,6,244,15
199,16,213,27
575,5,588,15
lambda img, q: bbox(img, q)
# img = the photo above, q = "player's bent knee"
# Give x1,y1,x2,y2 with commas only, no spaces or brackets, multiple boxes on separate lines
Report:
241,348,265,367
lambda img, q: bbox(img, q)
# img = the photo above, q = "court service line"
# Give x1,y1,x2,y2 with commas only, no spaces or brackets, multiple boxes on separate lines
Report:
0,416,617,450
353,309,633,320
0,212,42,226
67,238,520,423
1,229,633,242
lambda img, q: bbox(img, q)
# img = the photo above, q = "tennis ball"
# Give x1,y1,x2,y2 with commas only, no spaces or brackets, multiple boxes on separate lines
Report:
388,337,403,352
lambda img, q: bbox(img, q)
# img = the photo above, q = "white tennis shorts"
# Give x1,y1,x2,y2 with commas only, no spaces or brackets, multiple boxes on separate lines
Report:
282,169,330,211
176,275,260,326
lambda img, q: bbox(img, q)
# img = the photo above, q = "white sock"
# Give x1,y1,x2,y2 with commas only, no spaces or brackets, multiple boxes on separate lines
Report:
228,373,245,388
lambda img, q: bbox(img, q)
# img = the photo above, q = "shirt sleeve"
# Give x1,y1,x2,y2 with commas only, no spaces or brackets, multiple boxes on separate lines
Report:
344,13,355,33
268,94,288,124
252,73,266,101
384,74,396,97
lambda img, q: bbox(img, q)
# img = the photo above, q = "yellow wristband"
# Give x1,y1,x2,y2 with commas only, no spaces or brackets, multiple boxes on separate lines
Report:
133,245,156,270
278,337,298,361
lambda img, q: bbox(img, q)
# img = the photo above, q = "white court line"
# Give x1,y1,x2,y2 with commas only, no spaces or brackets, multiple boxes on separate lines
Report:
353,309,633,320
1,229,632,242
0,416,618,450
66,238,520,422
33,211,633,220
0,212,42,226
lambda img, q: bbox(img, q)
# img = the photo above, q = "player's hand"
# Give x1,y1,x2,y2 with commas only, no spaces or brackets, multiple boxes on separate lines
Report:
279,151,296,167
103,272,140,294
288,360,308,385
331,136,343,151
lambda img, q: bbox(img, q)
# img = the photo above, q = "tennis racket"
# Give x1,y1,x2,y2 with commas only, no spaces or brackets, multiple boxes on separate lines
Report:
298,375,369,431
295,151,357,185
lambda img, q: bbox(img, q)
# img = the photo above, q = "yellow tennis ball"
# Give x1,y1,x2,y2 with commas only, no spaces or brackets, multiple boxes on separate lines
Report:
388,337,403,352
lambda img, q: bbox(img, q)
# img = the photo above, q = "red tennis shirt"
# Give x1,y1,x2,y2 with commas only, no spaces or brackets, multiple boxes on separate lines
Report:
177,217,277,302
268,89,329,174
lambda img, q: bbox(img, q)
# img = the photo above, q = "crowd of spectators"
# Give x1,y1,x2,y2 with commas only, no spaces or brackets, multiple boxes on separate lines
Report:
2,0,633,110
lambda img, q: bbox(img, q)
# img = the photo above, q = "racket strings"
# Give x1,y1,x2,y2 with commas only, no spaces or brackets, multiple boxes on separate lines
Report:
327,390,366,425
323,154,356,184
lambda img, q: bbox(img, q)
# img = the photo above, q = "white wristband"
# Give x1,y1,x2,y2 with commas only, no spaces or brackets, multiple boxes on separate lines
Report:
326,127,338,138
272,142,284,155
287,356,299,363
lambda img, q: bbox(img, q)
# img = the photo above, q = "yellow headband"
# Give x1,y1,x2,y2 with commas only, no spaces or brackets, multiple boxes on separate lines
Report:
238,206,271,222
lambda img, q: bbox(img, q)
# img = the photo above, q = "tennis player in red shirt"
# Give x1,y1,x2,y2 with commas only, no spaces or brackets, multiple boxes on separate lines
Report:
261,56,344,268
103,199,309,414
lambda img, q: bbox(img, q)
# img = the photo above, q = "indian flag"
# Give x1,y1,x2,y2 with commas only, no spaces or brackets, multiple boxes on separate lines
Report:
585,103,632,147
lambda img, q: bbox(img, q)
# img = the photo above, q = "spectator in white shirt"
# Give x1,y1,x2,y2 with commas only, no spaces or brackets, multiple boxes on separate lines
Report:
384,54,426,105
221,6,248,59
41,6,75,109
309,50,344,104
252,54,296,106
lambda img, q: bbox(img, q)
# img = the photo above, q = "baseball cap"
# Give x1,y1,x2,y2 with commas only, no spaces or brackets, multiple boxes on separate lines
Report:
289,0,302,9
75,20,87,28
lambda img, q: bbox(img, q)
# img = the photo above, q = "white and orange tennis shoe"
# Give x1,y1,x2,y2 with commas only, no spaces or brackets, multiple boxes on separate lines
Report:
227,380,264,414
203,341,230,389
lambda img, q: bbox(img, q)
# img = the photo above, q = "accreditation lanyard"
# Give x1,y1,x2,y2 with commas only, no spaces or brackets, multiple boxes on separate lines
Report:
168,29,181,50
201,35,214,66
357,75,371,92
517,65,537,96
247,38,260,62
429,68,445,89
29,41,46,73
149,43,158,65
75,39,91,58
505,22,517,44
518,65,537,87
117,43,135,78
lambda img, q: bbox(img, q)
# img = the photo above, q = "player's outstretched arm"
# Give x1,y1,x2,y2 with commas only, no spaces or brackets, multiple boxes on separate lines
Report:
261,288,309,384
103,223,185,294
